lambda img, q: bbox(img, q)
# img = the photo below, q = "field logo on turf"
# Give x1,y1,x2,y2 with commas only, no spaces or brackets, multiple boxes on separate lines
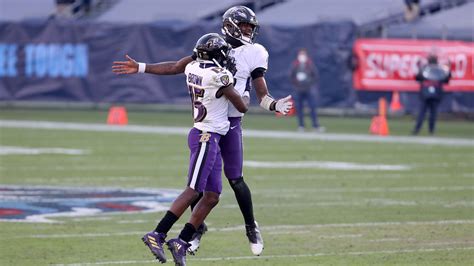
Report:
0,185,180,223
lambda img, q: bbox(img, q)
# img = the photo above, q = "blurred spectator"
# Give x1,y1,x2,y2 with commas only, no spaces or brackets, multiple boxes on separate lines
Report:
81,0,92,14
72,0,92,15
412,53,451,135
404,0,421,22
290,48,325,133
55,0,76,18
55,0,94,18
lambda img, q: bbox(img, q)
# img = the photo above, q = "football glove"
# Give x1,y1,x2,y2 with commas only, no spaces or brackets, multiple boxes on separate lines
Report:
275,95,293,115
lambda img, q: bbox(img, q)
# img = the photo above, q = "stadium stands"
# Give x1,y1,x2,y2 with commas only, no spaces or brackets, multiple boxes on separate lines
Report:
385,2,474,41
97,0,236,23
256,0,441,26
0,0,56,21
0,0,466,30
0,0,472,111
0,0,119,21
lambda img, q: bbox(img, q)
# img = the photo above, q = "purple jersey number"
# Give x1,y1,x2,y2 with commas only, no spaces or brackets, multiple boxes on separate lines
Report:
188,85,207,122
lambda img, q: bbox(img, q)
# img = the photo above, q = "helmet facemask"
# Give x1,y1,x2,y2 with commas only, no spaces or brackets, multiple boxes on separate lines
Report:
211,48,231,68
194,34,232,68
221,6,259,45
222,20,259,44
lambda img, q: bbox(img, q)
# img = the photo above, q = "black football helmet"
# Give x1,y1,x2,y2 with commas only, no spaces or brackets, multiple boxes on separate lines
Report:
194,33,232,67
221,6,259,44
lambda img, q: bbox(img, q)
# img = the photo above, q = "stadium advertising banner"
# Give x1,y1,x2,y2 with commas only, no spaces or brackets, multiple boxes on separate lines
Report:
0,20,356,105
0,43,88,78
0,21,201,103
353,38,474,92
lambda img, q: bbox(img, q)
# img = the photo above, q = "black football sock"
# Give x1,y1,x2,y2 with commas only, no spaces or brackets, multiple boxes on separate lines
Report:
229,178,255,226
179,223,197,243
155,210,178,234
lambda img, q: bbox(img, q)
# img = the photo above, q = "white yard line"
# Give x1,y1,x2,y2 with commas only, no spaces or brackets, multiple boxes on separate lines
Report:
217,219,474,232
0,184,181,195
20,176,153,182
244,160,411,171
1,119,473,147
221,199,474,208
267,232,364,239
0,146,89,155
53,246,474,265
258,172,467,179
2,184,471,194
425,240,474,246
254,186,474,193
10,219,474,239
369,238,416,242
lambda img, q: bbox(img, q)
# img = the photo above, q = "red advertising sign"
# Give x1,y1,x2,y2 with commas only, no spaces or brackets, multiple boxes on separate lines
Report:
353,38,474,91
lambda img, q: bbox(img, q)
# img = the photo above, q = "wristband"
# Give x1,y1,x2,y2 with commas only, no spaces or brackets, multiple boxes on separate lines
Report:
138,62,146,73
260,95,275,111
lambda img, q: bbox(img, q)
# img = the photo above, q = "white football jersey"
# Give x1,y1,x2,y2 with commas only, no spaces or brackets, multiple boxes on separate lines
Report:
185,61,234,135
228,43,269,117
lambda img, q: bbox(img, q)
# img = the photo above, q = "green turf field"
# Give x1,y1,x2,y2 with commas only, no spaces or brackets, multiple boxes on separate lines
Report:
0,108,473,265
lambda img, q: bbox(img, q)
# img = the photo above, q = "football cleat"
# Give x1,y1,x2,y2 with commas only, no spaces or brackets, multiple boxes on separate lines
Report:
187,222,208,255
167,238,191,266
246,221,264,256
142,231,167,263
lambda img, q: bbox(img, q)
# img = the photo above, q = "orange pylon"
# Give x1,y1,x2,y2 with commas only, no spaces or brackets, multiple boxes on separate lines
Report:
390,91,404,112
107,106,128,125
369,98,389,136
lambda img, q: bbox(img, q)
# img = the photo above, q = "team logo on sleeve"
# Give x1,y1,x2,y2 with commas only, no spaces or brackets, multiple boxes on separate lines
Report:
220,74,231,86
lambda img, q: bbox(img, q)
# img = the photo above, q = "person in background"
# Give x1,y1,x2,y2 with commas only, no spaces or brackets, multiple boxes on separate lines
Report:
412,53,451,135
404,0,421,22
55,0,76,18
78,0,91,15
290,48,325,133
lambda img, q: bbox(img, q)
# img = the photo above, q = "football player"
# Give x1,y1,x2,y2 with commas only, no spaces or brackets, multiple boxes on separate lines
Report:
142,33,248,265
113,6,292,256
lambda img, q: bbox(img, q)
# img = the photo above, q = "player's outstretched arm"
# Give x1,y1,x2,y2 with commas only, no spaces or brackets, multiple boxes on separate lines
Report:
112,55,193,75
253,76,270,99
112,55,139,74
253,77,293,115
222,85,249,114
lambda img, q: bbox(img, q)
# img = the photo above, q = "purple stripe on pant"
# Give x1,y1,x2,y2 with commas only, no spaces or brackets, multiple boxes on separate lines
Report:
187,127,222,194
